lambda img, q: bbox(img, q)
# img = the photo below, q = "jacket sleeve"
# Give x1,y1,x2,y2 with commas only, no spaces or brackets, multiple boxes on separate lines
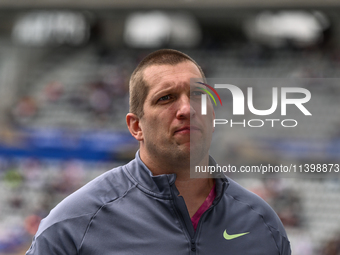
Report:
268,225,291,255
281,236,291,255
26,214,92,255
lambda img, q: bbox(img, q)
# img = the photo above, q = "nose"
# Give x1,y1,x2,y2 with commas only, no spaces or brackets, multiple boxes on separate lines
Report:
176,95,195,119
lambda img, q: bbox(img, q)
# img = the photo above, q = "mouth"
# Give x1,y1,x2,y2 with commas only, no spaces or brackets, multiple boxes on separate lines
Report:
174,126,200,134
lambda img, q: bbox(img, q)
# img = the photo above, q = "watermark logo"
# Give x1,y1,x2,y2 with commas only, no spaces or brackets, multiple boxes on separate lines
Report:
196,82,222,115
197,81,312,128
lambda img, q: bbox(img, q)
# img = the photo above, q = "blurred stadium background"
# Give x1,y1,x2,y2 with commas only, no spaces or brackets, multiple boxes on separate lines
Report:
0,0,340,254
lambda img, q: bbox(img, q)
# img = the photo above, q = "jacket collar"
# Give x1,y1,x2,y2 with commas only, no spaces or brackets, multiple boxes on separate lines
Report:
124,150,228,199
124,151,176,198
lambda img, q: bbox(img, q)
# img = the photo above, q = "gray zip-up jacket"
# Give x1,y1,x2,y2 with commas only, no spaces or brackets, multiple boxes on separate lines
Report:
26,152,291,255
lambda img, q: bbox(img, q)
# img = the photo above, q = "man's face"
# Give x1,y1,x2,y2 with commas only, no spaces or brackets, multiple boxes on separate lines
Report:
138,61,215,165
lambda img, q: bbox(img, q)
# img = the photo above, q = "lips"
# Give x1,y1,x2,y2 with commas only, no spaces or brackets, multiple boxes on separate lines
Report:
174,125,200,134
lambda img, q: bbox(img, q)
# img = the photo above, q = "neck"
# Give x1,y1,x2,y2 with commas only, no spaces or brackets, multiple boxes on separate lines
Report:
175,177,215,218
139,147,211,178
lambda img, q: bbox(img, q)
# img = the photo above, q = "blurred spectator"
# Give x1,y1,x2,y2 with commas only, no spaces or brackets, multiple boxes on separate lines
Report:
0,156,10,177
3,168,24,189
12,96,38,125
21,158,44,190
51,160,84,194
101,65,128,97
289,230,314,255
88,82,112,115
266,179,302,227
43,81,64,103
321,233,340,255
68,87,88,110
25,214,42,236
250,178,303,227
0,125,23,147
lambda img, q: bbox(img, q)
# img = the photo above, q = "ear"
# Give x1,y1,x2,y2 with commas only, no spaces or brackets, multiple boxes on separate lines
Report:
126,113,143,141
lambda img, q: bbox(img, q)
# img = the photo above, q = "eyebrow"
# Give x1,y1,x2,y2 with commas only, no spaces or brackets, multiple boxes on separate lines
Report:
150,82,194,101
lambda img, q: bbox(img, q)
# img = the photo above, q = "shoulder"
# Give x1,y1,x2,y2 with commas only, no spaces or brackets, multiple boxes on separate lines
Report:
225,178,277,216
40,164,135,234
28,163,135,254
223,177,291,254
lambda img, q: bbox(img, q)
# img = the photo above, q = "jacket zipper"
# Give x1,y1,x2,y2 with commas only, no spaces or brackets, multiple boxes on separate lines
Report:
193,181,225,240
170,181,226,254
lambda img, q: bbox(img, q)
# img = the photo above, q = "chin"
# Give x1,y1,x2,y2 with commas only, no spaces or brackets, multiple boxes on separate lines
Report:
190,140,210,159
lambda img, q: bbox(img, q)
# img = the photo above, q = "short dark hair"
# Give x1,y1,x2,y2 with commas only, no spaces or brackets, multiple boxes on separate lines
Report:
129,49,205,118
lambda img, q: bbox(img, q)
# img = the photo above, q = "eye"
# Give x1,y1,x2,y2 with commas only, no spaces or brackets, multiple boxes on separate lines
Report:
192,90,204,96
158,95,172,102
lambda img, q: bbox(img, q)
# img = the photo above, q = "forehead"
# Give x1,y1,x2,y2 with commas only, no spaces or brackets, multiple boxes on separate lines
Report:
142,61,203,92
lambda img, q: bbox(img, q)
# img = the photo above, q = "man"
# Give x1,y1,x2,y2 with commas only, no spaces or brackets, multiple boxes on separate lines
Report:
26,49,291,254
